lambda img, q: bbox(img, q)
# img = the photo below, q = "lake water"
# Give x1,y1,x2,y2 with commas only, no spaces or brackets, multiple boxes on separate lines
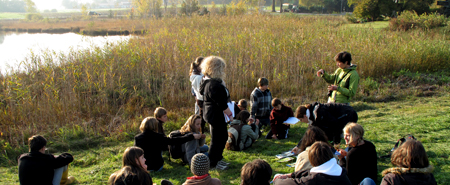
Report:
0,32,132,73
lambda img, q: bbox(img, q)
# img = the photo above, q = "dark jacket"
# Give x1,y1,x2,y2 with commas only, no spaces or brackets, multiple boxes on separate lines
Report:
158,119,165,135
18,151,73,185
269,104,293,135
307,102,358,143
381,165,437,185
112,172,153,185
250,87,273,118
199,78,229,126
134,130,194,171
339,140,378,185
274,168,352,185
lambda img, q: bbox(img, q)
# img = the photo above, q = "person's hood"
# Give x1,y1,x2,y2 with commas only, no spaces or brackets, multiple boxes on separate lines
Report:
190,74,203,83
310,158,342,176
382,165,434,176
183,175,213,185
343,64,357,72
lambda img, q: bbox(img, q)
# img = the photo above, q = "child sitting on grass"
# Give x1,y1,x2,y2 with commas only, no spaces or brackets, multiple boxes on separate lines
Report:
134,117,201,172
228,111,260,150
108,146,153,185
183,153,222,185
266,98,293,140
234,99,248,118
154,107,168,135
180,114,208,165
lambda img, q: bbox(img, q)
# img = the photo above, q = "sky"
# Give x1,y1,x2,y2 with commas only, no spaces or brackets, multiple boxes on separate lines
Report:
32,0,92,10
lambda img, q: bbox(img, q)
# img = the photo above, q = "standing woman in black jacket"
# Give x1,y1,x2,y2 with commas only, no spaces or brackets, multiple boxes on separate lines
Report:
295,102,358,146
199,56,233,169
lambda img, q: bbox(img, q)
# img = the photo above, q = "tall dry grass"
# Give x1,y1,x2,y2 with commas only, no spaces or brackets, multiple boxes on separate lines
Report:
1,14,449,158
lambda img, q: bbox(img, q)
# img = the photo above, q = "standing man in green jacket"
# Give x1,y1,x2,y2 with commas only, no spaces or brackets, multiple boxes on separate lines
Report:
317,51,359,104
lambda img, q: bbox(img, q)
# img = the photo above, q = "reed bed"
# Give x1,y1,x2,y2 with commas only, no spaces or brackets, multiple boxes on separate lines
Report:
0,14,449,157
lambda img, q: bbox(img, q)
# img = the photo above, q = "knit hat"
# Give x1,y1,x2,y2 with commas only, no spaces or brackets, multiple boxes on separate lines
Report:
191,153,210,176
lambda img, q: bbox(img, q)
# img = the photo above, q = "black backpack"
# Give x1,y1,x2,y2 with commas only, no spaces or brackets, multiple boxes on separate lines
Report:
380,134,416,158
168,130,186,161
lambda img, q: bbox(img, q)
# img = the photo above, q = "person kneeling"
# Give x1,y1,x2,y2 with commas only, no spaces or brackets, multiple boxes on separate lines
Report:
18,135,75,185
273,141,351,185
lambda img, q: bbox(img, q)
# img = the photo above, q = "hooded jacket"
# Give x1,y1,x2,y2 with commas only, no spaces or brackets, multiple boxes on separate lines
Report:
229,119,259,150
381,165,437,185
190,74,204,101
274,158,352,185
321,64,359,104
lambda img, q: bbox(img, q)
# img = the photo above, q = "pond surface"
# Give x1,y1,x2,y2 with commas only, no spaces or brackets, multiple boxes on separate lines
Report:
0,32,132,73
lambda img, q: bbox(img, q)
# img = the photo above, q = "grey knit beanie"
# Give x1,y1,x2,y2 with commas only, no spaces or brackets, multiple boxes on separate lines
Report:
191,153,210,176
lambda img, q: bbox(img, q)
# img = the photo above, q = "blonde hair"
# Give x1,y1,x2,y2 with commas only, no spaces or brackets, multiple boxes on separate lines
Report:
154,107,167,119
343,122,364,145
139,117,159,133
200,56,226,79
180,114,202,133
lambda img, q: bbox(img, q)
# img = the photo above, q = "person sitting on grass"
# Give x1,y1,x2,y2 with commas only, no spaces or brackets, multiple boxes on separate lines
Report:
234,99,248,119
108,146,153,185
228,110,260,151
337,123,377,185
381,140,437,185
266,98,293,140
18,135,75,185
154,107,169,135
182,153,222,185
181,114,208,166
134,117,201,172
291,126,330,172
241,159,272,185
272,141,351,185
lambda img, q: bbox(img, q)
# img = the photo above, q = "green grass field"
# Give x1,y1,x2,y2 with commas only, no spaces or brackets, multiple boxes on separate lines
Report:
346,21,390,29
1,93,449,184
0,13,25,19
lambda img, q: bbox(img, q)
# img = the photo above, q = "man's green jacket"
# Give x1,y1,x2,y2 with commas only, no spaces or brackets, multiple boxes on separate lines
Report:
321,65,359,104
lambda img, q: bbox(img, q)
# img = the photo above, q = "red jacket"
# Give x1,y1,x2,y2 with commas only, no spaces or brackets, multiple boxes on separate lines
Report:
269,104,293,135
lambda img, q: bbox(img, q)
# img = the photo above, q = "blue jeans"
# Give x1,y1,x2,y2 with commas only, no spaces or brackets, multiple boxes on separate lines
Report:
359,178,376,185
53,165,68,185
200,145,209,157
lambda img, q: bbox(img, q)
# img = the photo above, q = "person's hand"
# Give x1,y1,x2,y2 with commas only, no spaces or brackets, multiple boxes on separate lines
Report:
255,119,260,126
316,69,324,77
291,146,300,155
272,135,278,139
338,149,347,159
248,118,254,125
284,123,289,126
273,174,290,181
201,134,206,139
327,85,338,91
193,134,202,139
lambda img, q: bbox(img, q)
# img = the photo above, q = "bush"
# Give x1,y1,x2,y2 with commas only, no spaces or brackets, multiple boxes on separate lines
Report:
25,13,43,21
345,13,359,23
389,11,448,31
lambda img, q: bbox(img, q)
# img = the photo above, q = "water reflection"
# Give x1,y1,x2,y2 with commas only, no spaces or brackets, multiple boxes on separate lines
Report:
0,32,131,73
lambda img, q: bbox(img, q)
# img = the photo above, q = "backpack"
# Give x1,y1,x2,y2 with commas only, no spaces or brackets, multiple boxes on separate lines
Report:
168,130,186,161
225,123,245,151
380,134,416,158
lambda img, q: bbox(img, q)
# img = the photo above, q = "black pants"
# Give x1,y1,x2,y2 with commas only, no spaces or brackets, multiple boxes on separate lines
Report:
265,128,289,139
208,122,228,167
329,110,359,144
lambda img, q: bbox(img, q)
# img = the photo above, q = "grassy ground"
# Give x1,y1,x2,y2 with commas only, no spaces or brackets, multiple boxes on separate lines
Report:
345,21,390,29
0,13,25,19
1,93,449,184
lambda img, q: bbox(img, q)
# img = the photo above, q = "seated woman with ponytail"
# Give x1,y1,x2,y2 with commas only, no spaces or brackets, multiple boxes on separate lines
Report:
295,102,357,145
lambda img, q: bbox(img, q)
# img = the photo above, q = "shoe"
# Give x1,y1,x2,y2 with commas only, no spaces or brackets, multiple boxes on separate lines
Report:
215,163,229,170
217,160,230,166
160,179,174,185
64,176,76,185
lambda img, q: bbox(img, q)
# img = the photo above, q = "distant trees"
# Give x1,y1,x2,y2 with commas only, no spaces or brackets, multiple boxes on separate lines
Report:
0,0,26,12
350,0,435,20
132,0,162,17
